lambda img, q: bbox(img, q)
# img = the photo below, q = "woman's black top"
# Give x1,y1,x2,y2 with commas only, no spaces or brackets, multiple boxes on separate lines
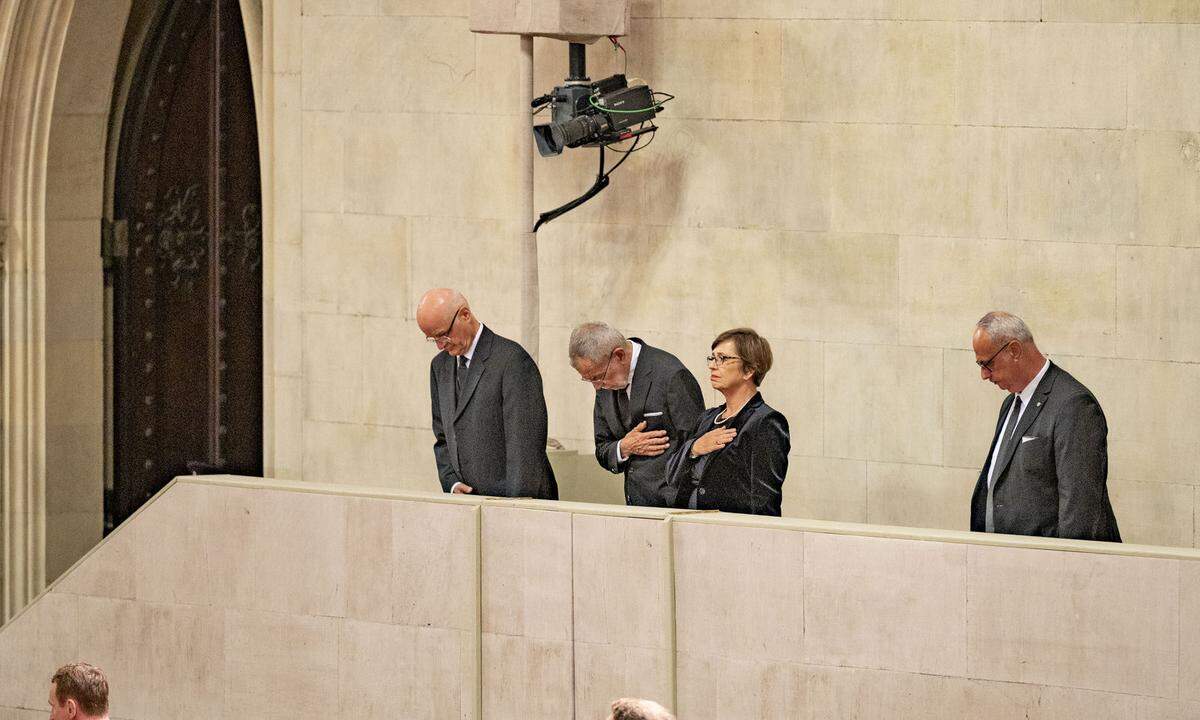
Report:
665,392,790,516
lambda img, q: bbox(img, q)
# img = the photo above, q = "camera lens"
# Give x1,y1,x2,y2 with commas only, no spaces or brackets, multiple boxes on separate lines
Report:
550,113,606,148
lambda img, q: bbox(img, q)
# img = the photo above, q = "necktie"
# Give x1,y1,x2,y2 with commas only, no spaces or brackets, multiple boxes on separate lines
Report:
455,356,468,401
986,394,1022,533
616,387,630,428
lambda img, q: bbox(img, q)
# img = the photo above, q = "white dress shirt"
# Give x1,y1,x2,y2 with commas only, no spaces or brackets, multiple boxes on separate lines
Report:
986,358,1051,489
461,322,484,368
449,323,486,494
614,340,642,465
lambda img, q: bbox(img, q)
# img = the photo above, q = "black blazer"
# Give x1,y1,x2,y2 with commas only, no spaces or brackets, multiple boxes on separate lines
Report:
665,393,790,516
429,326,557,499
971,362,1119,541
593,340,705,507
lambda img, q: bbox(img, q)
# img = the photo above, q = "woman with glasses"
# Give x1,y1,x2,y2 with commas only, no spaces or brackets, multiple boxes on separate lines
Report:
665,327,790,516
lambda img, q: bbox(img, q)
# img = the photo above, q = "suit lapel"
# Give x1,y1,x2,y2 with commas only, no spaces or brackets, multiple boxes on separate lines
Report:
602,390,626,433
991,364,1058,486
454,326,494,421
692,408,721,480
697,394,763,481
627,342,655,426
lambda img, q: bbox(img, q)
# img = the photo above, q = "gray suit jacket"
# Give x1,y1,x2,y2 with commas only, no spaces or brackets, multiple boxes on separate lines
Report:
593,340,705,507
970,362,1120,541
430,326,557,499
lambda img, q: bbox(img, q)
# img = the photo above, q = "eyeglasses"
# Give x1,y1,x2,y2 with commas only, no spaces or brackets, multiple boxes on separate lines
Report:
706,353,742,367
976,340,1014,372
425,306,464,343
581,348,617,384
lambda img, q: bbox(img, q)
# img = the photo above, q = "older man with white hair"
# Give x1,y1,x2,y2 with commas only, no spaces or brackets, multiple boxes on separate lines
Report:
970,311,1120,541
569,322,704,507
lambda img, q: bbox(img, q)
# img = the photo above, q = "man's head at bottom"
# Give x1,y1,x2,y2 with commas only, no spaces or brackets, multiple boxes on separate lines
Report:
49,662,108,720
608,697,676,720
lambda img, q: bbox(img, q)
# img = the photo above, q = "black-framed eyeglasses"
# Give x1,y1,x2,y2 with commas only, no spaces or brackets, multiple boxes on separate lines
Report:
426,305,464,343
706,353,742,367
581,347,617,384
976,340,1014,371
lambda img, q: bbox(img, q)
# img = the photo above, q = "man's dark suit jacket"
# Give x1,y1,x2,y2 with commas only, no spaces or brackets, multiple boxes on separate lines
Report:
665,392,790,516
430,325,557,499
971,362,1120,541
592,340,705,507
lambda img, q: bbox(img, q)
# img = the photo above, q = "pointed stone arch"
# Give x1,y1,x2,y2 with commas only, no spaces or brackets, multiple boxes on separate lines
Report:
107,0,265,530
0,0,73,623
0,0,268,623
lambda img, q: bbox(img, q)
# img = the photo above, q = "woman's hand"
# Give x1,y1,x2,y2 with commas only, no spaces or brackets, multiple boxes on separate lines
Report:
691,427,737,457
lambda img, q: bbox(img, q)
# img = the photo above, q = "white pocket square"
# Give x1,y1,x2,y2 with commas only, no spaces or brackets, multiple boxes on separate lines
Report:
1021,435,1038,443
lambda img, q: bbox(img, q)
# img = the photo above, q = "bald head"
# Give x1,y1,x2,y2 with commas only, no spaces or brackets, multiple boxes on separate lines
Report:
416,288,467,330
416,288,480,356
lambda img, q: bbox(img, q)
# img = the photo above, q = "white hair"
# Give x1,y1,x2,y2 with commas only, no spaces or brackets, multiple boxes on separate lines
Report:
608,698,676,720
976,311,1034,344
568,322,626,364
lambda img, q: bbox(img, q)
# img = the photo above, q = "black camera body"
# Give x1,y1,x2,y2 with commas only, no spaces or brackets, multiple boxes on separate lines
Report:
533,74,658,157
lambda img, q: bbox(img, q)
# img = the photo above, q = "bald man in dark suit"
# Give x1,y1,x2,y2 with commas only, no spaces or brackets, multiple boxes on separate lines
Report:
418,288,556,499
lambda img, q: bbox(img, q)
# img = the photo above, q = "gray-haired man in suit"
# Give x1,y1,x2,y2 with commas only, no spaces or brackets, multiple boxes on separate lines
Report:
970,311,1119,541
569,322,705,507
417,288,556,499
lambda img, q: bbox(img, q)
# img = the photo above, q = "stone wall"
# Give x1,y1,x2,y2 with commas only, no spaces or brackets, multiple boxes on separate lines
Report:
42,0,130,584
1,476,1197,718
266,1,1200,546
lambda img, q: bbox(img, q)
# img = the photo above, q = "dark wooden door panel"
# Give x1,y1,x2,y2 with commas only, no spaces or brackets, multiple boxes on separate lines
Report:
109,0,262,531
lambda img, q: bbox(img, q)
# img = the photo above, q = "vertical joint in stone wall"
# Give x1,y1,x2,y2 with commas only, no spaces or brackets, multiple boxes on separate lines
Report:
518,35,538,363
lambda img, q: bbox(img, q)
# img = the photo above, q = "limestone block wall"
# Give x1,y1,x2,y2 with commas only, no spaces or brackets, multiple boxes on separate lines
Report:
1,475,1198,719
266,2,1200,546
0,477,483,718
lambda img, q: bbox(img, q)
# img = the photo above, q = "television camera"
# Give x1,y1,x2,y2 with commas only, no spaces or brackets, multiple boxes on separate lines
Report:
530,41,671,230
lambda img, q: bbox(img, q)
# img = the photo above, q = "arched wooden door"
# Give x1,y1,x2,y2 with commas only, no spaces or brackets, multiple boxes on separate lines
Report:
108,0,262,531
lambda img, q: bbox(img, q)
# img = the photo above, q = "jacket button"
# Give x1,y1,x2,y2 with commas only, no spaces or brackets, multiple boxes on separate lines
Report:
698,488,706,495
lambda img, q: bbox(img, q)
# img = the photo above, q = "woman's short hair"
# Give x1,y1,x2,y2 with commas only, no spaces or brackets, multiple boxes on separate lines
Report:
712,327,773,386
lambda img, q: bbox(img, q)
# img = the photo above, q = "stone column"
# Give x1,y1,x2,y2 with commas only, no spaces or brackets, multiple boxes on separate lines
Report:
0,0,72,622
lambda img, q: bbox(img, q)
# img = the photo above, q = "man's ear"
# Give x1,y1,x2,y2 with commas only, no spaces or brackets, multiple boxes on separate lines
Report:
65,698,79,718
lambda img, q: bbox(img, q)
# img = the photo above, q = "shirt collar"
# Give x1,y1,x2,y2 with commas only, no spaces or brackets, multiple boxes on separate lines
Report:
625,340,642,394
1017,358,1051,406
463,323,484,363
